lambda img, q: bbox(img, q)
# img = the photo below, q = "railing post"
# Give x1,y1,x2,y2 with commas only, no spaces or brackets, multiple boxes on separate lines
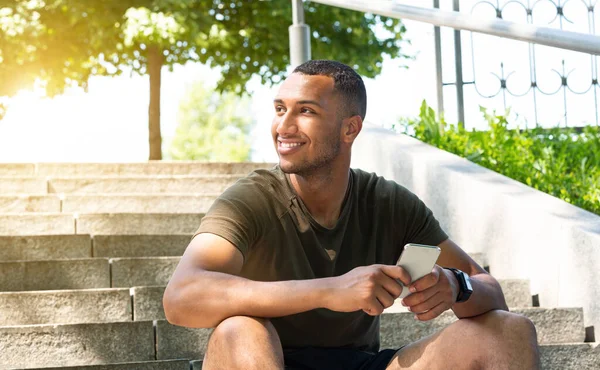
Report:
453,0,466,128
433,0,444,117
289,0,311,68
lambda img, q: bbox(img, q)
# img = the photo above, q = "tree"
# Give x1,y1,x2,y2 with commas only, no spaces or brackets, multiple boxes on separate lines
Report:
0,0,408,159
166,80,253,161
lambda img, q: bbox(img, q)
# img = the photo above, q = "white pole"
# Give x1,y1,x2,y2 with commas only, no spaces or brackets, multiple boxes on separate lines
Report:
289,0,311,68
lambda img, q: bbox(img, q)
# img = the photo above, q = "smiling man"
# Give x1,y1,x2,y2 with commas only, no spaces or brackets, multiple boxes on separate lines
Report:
163,60,541,370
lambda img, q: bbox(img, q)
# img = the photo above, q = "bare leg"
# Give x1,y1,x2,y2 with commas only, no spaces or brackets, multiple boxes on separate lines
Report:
203,316,285,370
386,310,540,370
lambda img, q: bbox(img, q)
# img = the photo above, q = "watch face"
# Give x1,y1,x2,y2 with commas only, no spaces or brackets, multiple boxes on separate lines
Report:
463,272,473,291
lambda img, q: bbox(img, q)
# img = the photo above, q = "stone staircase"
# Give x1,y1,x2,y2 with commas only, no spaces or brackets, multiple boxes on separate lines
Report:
0,162,598,370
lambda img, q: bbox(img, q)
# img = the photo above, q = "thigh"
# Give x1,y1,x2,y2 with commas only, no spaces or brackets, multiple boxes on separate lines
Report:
283,347,400,370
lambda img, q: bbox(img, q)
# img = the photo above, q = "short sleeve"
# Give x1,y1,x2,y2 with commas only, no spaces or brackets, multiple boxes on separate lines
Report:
192,177,271,261
401,189,448,247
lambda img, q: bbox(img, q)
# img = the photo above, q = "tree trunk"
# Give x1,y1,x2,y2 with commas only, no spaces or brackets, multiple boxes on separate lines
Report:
148,45,163,160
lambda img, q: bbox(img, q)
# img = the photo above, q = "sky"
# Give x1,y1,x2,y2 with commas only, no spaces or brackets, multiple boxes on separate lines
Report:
0,0,596,163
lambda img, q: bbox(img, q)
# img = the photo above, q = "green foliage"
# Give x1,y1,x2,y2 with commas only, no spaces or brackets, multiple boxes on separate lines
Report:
0,0,409,96
397,101,600,215
166,81,253,161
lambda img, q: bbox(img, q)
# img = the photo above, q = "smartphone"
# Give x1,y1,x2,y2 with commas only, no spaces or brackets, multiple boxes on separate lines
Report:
395,243,441,298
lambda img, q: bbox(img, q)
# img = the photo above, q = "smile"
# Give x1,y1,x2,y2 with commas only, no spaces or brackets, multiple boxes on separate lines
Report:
279,142,304,148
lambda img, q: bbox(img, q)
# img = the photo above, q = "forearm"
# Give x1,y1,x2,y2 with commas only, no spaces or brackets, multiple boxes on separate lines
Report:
164,270,330,328
452,273,508,319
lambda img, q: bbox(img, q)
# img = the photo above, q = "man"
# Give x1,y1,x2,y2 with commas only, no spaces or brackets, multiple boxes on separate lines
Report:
163,60,540,370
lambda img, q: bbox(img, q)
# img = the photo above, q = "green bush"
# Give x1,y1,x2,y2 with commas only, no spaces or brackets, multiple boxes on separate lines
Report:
396,101,600,216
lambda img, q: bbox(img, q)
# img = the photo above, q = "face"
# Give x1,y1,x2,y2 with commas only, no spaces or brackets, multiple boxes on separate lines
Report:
272,73,344,176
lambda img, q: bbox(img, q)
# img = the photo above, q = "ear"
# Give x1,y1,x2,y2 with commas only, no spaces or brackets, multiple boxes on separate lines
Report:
341,115,363,144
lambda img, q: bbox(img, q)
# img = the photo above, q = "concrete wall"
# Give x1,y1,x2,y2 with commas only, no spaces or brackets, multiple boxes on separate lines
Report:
351,125,600,331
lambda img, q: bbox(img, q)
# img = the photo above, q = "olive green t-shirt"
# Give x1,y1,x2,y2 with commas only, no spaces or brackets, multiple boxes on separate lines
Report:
193,165,448,353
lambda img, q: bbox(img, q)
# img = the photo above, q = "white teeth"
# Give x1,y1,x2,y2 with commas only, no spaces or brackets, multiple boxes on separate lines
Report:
280,142,303,148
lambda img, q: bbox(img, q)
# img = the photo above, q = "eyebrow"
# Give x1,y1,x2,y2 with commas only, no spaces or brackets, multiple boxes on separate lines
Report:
273,99,323,108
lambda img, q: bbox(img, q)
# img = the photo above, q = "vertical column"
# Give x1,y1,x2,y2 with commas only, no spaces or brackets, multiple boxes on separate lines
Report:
289,0,311,69
433,0,444,116
453,0,466,128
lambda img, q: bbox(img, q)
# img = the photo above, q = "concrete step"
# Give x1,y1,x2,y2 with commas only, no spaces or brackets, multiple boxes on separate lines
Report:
1,234,190,261
93,235,190,258
0,213,75,235
111,257,180,288
46,175,240,194
498,279,531,307
155,308,585,361
0,258,110,291
62,194,219,213
20,162,274,176
0,213,203,236
12,344,600,370
133,286,166,321
111,259,532,307
0,321,155,369
0,177,47,193
0,288,132,326
540,343,600,370
77,213,203,235
135,279,531,326
0,252,531,302
0,234,92,261
0,194,61,212
0,163,35,176
0,258,177,291
0,194,219,213
0,280,532,327
28,360,191,370
0,317,593,369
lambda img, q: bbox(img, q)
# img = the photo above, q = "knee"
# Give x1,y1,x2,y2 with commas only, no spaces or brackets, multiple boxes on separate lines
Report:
211,316,276,344
486,310,537,340
205,316,283,370
467,310,539,351
504,312,537,336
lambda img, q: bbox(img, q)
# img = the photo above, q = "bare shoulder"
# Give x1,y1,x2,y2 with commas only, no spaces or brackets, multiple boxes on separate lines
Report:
176,233,244,277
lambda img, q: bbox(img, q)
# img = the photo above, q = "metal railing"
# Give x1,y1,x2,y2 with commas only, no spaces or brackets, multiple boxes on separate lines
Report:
290,0,600,128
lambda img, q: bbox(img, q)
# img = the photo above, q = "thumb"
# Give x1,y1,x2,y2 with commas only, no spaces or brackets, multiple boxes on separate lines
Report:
380,265,412,286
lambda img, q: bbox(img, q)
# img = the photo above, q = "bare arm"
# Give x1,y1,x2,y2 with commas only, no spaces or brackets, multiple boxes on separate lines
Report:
436,239,508,318
402,239,508,321
163,233,413,328
162,233,331,328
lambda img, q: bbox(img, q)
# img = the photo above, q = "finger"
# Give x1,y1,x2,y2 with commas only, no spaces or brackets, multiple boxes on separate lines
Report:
364,297,385,316
401,284,439,307
414,301,451,321
379,275,404,299
374,286,396,308
409,266,440,293
407,291,444,314
380,265,412,286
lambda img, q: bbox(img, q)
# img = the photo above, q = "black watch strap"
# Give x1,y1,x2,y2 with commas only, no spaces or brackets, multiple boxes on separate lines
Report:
445,267,473,303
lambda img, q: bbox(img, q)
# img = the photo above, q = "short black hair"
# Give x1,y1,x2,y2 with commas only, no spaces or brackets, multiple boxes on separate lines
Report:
293,60,367,120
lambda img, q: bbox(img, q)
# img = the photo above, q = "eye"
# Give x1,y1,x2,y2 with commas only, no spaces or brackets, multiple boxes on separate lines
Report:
300,107,314,114
275,105,286,113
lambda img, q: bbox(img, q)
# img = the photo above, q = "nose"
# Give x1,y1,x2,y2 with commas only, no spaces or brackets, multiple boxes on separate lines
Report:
275,111,298,136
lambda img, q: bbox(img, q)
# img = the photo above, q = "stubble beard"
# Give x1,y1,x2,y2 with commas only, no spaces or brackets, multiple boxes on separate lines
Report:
279,135,341,179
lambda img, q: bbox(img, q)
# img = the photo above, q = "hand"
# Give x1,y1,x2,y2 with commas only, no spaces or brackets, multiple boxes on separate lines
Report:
324,264,411,316
401,265,459,321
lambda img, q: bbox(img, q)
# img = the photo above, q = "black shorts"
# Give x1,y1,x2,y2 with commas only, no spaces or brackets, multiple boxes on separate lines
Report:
283,346,400,370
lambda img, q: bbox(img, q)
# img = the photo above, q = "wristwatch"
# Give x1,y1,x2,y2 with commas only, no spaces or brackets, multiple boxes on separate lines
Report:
444,268,473,303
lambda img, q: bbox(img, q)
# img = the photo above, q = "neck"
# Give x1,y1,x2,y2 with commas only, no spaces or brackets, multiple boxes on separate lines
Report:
289,157,351,228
